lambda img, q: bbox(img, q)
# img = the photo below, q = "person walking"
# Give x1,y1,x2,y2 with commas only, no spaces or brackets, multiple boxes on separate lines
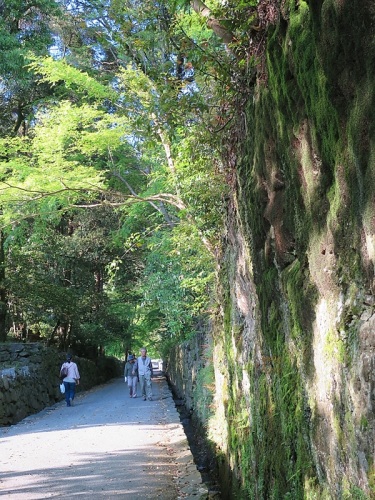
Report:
60,354,80,407
136,348,153,401
124,354,138,398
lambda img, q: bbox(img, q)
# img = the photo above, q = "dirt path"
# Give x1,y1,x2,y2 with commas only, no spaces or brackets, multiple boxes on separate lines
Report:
0,375,194,499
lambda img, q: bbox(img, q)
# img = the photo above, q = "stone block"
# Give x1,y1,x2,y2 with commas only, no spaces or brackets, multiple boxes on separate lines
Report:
14,407,27,422
10,344,24,354
361,355,373,382
1,376,10,390
29,355,43,363
18,350,31,357
0,351,10,362
1,367,16,379
18,366,30,376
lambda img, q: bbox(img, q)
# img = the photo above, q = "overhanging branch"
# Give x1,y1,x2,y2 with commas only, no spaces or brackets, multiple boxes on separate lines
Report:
1,185,215,256
190,0,235,46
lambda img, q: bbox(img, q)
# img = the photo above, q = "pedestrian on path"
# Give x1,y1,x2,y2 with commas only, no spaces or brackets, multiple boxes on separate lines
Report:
124,354,138,398
60,354,80,407
136,348,153,401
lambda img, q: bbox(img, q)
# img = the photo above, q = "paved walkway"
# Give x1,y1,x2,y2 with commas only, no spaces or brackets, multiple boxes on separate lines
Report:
0,375,204,499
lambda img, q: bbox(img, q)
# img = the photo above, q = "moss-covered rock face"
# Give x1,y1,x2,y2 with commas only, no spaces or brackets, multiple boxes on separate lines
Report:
207,0,375,498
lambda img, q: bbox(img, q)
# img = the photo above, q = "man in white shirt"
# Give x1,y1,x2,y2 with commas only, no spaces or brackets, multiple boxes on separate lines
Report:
135,348,153,401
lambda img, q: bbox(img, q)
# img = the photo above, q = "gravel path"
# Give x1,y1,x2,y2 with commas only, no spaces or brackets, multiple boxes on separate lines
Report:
0,375,195,499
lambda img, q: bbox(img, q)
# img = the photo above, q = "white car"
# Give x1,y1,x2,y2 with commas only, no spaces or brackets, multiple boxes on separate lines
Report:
151,359,163,371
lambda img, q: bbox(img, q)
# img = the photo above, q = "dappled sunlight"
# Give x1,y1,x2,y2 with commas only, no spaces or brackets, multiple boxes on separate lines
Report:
313,298,331,403
1,445,176,499
1,379,181,498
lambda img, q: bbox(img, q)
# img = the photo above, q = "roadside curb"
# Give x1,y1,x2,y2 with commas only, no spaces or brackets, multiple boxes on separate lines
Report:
159,379,209,499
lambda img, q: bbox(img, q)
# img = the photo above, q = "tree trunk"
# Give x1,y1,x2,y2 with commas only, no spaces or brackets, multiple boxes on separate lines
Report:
0,230,7,341
47,320,61,346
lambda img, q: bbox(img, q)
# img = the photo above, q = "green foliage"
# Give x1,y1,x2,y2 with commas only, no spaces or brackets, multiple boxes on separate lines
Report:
0,0,58,73
0,0,59,135
28,57,118,102
0,0,230,359
4,207,141,357
0,104,106,226
141,222,215,344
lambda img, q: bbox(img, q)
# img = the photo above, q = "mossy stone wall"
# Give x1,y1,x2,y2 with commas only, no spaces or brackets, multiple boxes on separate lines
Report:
195,1,375,498
166,326,215,425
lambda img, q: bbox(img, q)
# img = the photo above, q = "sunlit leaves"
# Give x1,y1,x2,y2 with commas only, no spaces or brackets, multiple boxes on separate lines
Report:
140,216,215,343
0,102,107,225
28,56,118,101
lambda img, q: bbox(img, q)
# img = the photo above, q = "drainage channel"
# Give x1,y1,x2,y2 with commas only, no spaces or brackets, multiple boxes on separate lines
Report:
172,396,222,498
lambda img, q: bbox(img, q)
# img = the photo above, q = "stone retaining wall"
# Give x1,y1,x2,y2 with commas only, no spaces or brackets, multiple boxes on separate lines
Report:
166,329,208,413
0,343,122,426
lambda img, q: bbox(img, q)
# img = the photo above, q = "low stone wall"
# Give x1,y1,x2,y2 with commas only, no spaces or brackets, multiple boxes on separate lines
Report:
0,343,122,426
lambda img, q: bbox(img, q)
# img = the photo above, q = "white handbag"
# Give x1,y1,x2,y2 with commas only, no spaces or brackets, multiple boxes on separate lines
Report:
59,383,65,394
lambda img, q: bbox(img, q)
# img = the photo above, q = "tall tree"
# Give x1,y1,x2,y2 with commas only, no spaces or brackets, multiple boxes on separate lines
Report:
0,228,6,341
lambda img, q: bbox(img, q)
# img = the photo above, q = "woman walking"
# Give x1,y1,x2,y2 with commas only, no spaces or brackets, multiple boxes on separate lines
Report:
60,354,80,407
124,354,138,398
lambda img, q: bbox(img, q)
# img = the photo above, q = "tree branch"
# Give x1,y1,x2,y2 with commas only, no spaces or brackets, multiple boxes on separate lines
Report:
190,0,235,46
1,185,215,256
111,170,177,228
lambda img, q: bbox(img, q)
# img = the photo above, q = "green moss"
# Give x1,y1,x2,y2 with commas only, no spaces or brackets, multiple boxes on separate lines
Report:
343,485,369,500
360,416,369,431
193,362,215,427
212,0,375,497
369,461,375,496
324,330,346,363
282,259,317,352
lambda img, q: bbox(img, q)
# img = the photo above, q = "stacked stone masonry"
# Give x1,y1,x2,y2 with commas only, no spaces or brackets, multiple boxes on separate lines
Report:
0,343,121,426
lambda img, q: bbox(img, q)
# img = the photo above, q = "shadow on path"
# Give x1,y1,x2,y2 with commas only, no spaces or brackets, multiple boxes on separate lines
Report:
0,376,181,499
